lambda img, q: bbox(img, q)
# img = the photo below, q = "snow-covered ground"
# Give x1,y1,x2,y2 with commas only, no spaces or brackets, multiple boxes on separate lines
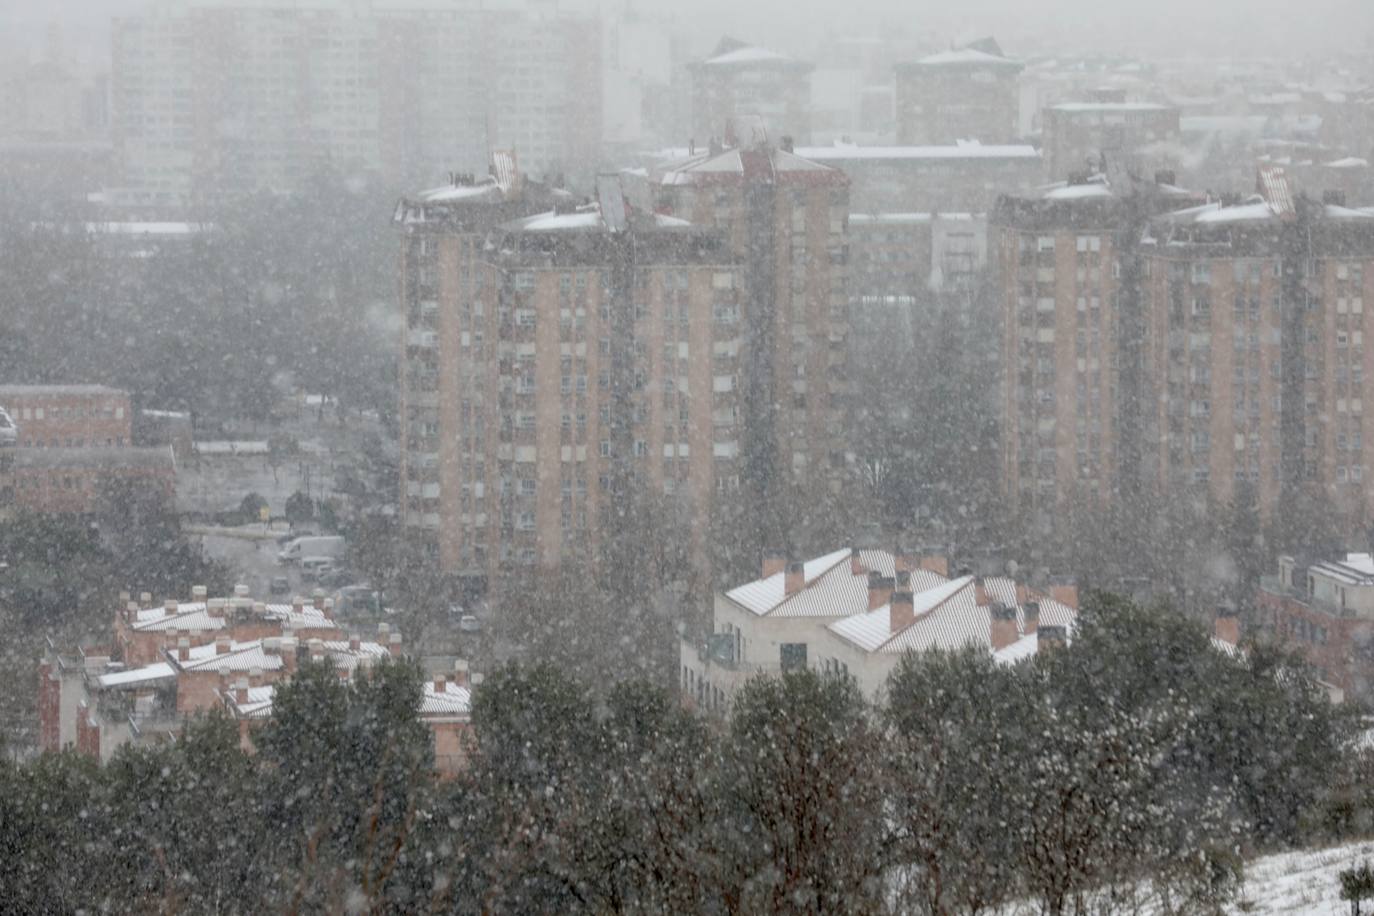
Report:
1232,840,1374,913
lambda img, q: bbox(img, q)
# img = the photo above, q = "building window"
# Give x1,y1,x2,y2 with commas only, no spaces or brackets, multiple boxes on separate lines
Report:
780,643,808,672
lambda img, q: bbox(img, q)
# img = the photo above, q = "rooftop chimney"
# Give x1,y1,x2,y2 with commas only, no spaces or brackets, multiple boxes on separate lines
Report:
348,633,361,652
191,585,207,603
453,658,470,688
1023,601,1040,637
248,666,263,688
784,561,805,596
163,599,178,618
1048,578,1079,610
990,602,1018,651
1038,625,1068,651
215,634,231,655
1214,604,1241,646
850,547,865,576
177,636,190,661
308,638,324,661
890,590,916,634
434,673,447,694
234,677,249,704
312,589,326,610
919,555,949,577
140,591,152,605
471,672,485,688
322,598,334,619
1015,582,1028,607
281,638,298,673
389,631,403,657
868,572,895,610
762,550,787,580
974,577,991,607
292,596,305,613
207,598,227,618
234,584,250,599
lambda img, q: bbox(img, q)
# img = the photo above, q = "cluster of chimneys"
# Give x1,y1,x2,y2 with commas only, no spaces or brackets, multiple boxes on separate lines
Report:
121,585,338,622
432,658,484,695
761,549,1078,646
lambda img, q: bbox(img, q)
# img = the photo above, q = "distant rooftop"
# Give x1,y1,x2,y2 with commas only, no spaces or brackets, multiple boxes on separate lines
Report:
796,140,1039,162
0,384,125,397
9,446,175,471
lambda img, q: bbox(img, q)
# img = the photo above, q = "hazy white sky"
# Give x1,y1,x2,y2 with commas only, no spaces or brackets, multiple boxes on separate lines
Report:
3,0,1371,66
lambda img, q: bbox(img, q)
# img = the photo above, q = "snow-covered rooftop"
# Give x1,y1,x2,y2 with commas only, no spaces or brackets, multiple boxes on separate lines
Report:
421,680,473,717
701,45,796,66
912,47,1021,68
96,662,176,689
796,141,1039,162
1051,101,1173,113
826,574,1077,657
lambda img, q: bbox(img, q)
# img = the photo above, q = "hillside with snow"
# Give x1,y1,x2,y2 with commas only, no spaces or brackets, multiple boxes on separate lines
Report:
1233,841,1374,914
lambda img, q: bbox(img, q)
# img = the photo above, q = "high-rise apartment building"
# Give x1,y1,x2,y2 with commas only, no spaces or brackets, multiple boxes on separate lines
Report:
994,167,1374,530
109,0,600,209
652,128,852,500
894,39,1022,146
992,171,1198,523
688,38,813,147
1041,101,1180,182
395,164,745,587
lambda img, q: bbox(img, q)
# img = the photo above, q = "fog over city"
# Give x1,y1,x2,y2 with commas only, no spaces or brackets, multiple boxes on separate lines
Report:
5,0,1374,912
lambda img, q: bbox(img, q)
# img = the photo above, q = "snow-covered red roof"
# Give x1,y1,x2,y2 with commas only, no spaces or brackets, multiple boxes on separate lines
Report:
910,47,1022,69
825,573,1077,658
796,141,1039,162
725,548,944,618
173,639,285,674
421,681,472,718
701,45,797,67
659,145,846,188
130,599,336,633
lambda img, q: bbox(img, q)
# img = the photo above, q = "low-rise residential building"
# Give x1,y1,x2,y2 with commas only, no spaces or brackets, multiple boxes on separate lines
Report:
679,546,1079,710
40,584,470,775
0,446,175,514
1258,553,1374,699
0,385,132,449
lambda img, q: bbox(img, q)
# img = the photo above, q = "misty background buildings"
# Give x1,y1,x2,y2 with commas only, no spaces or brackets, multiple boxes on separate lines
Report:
7,0,1374,743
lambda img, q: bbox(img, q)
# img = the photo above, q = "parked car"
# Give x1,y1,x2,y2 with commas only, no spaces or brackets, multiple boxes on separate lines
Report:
459,614,482,634
269,576,291,595
319,567,355,589
300,556,335,582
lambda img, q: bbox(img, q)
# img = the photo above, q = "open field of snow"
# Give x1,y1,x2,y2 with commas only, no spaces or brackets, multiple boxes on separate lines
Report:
1232,841,1374,914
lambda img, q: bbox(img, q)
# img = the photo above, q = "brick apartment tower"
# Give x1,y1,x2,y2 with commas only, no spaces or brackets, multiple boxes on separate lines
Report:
688,37,814,148
654,126,853,525
895,39,1022,146
994,166,1374,531
396,165,744,591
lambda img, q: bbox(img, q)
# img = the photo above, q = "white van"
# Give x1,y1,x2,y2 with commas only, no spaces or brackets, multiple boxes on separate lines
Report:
0,407,16,447
277,535,345,565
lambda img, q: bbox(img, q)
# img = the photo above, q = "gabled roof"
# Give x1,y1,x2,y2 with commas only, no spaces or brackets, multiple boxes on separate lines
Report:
909,47,1022,69
421,681,473,717
172,640,285,674
724,548,946,618
659,145,846,188
826,574,1078,657
130,600,336,633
